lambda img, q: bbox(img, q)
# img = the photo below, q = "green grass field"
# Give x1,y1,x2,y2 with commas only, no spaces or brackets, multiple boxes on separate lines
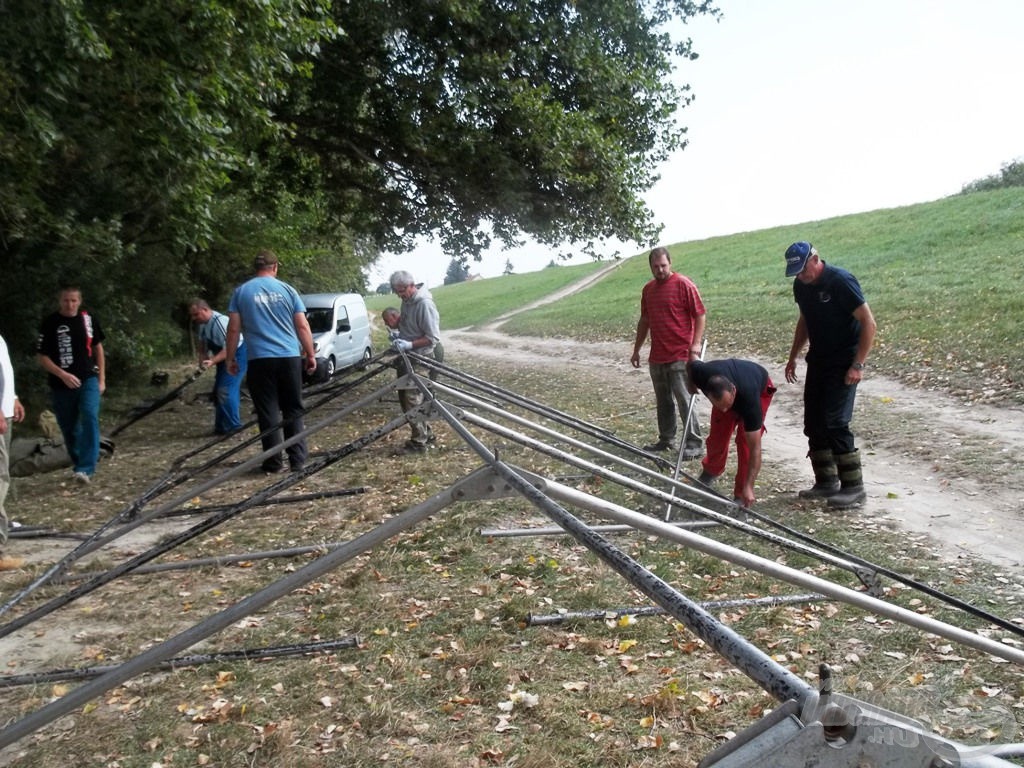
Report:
377,187,1024,404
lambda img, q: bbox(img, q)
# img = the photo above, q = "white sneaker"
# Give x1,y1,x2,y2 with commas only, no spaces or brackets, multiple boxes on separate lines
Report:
72,471,91,485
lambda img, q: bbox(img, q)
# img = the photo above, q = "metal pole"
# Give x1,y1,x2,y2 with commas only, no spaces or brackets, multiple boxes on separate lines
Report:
158,486,366,518
479,520,720,537
0,373,401,620
61,542,357,581
455,409,874,580
536,475,1024,666
433,380,711,502
0,411,409,641
418,398,815,707
0,468,477,749
413,351,666,466
0,636,361,688
526,593,826,626
108,367,205,437
666,339,710,520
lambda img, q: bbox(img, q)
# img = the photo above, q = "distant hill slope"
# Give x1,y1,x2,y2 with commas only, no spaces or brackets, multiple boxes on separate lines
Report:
498,187,1024,405
368,188,1024,404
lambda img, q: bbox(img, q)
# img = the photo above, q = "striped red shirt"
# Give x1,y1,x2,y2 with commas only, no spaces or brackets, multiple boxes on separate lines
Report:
640,272,705,364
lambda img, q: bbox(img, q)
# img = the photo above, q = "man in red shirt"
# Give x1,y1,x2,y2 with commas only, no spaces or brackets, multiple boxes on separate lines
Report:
630,247,706,458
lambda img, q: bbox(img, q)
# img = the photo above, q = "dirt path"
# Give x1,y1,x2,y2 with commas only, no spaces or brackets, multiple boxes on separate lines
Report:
445,279,1024,573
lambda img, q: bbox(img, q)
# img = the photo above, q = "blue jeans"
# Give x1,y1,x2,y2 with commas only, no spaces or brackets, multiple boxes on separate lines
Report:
214,345,247,434
51,376,102,476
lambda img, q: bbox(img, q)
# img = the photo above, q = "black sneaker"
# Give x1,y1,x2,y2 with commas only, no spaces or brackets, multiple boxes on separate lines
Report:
402,441,427,454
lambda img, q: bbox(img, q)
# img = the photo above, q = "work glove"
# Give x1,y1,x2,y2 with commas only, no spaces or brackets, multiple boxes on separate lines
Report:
392,338,413,352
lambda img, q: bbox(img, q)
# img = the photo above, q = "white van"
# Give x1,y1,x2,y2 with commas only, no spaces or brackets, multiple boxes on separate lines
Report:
300,293,372,376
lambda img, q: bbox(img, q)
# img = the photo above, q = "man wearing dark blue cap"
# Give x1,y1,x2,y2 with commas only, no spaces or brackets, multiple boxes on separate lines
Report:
783,241,876,508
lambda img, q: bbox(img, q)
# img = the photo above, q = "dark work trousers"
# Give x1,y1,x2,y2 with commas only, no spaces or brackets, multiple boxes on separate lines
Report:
803,361,857,455
648,359,702,449
247,357,308,471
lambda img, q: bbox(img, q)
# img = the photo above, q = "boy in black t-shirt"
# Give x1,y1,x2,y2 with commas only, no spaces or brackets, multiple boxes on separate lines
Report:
36,286,106,484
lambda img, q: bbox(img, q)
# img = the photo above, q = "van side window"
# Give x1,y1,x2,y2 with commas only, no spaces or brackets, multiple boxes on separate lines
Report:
336,306,351,333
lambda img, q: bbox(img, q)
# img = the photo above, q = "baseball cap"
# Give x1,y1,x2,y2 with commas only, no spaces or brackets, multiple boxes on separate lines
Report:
785,241,816,277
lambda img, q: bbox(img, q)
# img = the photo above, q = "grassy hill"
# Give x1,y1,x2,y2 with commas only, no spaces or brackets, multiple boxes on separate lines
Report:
378,187,1024,405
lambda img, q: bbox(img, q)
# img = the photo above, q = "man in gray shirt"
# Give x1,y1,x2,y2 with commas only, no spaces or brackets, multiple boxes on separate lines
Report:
389,271,441,452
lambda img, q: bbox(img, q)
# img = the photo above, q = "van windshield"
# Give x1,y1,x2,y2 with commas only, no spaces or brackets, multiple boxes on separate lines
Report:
306,308,333,334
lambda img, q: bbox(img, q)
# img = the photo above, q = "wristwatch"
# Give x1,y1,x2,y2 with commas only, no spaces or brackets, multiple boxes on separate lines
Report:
851,361,864,370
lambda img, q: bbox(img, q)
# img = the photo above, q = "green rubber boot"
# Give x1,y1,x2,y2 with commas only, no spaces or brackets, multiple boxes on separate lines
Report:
828,450,867,509
798,449,840,499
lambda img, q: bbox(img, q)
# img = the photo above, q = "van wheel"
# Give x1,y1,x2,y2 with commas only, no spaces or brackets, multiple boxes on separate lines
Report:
362,347,372,362
326,356,336,376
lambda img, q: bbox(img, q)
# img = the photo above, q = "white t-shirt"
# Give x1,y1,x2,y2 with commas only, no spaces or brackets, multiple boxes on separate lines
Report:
0,334,16,418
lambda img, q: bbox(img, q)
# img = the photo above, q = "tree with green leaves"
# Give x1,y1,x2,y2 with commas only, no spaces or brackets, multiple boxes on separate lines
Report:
0,0,337,391
1,0,719,398
290,0,718,261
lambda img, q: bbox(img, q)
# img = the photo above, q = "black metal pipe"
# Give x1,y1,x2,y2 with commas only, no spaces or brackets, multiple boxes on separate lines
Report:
0,371,400,620
425,397,815,707
0,411,408,641
0,469,470,749
158,486,366,518
61,540,364,581
0,636,361,688
408,349,672,469
108,367,206,438
525,593,827,626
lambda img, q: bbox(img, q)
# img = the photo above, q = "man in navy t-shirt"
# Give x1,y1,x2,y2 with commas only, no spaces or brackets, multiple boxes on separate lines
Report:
783,242,877,509
687,358,775,507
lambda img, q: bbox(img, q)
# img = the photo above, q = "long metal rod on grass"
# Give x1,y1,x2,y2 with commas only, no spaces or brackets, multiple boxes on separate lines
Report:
0,369,399,620
526,592,826,626
0,468,471,749
0,410,410,641
419,388,814,707
453,406,876,581
0,636,362,688
107,367,206,438
61,542,360,581
158,486,366,518
416,351,672,468
536,475,1024,665
437,363,1024,637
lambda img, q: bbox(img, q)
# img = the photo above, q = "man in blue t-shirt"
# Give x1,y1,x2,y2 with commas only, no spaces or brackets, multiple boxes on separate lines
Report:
687,358,775,507
226,250,317,474
783,242,877,509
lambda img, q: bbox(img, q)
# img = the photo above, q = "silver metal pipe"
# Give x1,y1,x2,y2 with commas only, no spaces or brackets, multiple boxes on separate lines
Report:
539,476,1024,666
479,520,720,537
526,592,826,626
431,378,719,505
0,469,474,749
454,408,873,579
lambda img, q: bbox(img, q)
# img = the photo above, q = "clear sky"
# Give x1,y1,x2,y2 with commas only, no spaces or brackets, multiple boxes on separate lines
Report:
369,0,1024,289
